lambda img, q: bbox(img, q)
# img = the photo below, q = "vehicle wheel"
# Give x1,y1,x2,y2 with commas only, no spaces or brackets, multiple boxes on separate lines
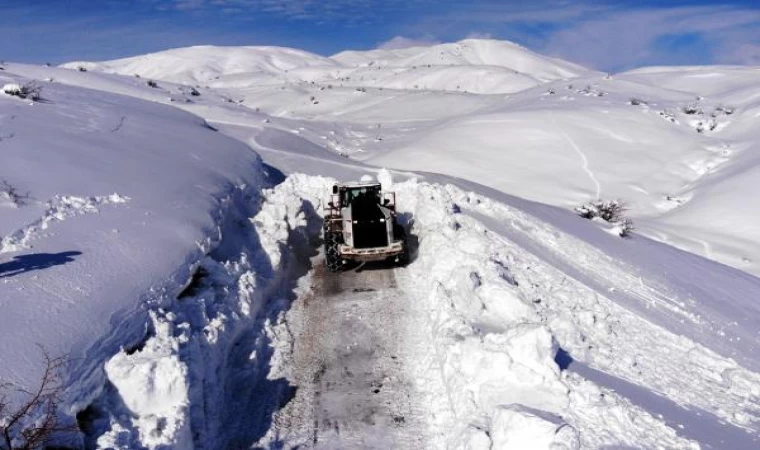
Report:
324,229,343,272
394,225,410,267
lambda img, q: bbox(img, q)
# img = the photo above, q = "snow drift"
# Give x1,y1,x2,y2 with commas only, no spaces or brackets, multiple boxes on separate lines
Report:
0,67,263,446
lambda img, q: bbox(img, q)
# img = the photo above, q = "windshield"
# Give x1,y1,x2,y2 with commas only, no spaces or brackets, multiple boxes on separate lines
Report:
342,186,379,205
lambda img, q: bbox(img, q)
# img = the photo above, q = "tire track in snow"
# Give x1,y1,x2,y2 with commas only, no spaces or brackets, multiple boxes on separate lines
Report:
561,130,601,200
550,112,601,199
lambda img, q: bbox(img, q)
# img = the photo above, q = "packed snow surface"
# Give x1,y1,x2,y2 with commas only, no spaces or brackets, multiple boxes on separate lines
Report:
1,39,759,450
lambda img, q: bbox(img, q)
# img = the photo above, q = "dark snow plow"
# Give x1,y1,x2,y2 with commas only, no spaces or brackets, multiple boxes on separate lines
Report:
323,182,408,272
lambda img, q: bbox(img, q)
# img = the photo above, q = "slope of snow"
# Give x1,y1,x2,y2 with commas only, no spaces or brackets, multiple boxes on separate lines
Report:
342,69,760,277
0,66,263,446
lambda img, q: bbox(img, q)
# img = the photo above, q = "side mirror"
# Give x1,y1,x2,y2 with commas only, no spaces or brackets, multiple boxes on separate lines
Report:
328,201,334,208
332,185,338,194
383,199,391,205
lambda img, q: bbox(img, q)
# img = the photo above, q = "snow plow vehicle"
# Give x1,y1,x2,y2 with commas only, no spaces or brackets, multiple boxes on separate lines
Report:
323,181,408,272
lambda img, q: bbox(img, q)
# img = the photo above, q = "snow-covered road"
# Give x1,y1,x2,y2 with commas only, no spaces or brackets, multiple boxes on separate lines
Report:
260,258,432,449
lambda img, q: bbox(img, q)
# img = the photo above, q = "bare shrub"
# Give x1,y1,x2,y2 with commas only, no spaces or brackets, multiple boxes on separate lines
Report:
618,218,635,237
682,103,702,115
2,83,42,102
575,199,627,222
629,97,647,106
0,180,30,207
575,199,634,237
0,348,75,450
658,109,677,123
713,104,735,116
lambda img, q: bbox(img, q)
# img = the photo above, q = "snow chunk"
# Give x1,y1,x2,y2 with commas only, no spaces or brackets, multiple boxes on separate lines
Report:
376,168,394,191
445,325,568,415
491,405,579,450
103,311,192,449
2,83,22,95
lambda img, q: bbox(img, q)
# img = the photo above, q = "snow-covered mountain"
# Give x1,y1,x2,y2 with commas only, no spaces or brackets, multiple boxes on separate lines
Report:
65,39,595,95
2,39,760,449
333,39,590,79
65,45,339,85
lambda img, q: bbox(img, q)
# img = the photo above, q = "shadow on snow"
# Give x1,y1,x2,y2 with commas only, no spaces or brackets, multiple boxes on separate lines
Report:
0,251,82,278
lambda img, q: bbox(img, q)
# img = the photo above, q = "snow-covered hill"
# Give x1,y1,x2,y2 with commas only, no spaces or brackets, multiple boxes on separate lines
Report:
65,39,595,95
64,45,339,85
333,39,590,79
1,39,760,449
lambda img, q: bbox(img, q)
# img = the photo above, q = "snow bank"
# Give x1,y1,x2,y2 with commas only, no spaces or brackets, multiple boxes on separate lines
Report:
89,174,333,449
389,178,698,449
0,68,263,446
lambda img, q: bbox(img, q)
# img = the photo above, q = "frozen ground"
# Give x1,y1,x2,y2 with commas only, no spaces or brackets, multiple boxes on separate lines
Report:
1,39,759,449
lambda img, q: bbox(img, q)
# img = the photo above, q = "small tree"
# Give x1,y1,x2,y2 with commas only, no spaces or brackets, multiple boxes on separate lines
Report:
0,348,74,450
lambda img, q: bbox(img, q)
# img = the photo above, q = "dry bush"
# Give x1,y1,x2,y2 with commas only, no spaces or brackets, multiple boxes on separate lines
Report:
2,83,42,102
575,199,628,222
0,180,30,208
0,348,75,450
575,199,634,238
619,218,635,237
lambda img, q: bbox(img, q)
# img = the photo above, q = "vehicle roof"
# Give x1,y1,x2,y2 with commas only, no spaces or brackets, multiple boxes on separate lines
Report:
339,181,381,188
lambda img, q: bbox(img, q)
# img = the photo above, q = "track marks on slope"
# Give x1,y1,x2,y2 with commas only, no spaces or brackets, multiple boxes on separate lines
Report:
549,111,602,200
561,130,601,200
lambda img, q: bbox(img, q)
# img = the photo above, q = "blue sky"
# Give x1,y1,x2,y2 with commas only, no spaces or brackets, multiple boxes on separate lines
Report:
1,0,758,71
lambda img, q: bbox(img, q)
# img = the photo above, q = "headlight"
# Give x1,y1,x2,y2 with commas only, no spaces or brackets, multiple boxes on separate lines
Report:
379,218,385,222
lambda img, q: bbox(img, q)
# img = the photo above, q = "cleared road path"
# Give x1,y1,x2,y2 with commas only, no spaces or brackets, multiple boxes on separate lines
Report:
260,256,431,449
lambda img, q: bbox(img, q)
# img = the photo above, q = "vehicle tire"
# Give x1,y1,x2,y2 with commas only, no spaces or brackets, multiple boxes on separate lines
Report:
324,228,343,273
394,225,410,267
